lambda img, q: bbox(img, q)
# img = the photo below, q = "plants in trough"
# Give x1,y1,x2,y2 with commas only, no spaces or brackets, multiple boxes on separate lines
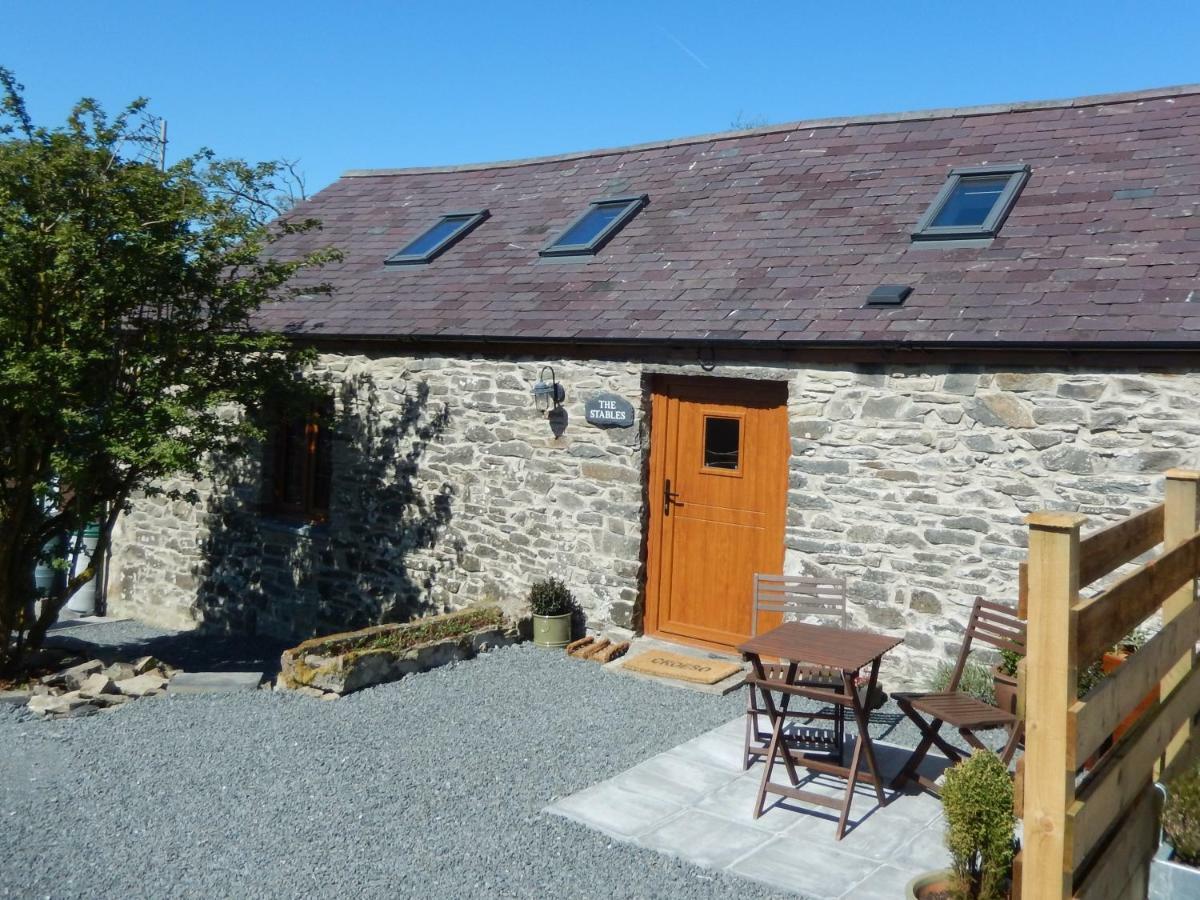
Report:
1164,761,1200,867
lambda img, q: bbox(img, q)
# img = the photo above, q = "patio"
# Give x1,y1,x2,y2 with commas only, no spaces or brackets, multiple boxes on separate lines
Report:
548,716,955,899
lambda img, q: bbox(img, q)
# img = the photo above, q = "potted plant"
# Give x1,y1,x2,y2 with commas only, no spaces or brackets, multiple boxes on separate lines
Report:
1100,627,1156,742
1155,761,1200,894
907,749,1016,900
992,649,1019,717
529,577,575,648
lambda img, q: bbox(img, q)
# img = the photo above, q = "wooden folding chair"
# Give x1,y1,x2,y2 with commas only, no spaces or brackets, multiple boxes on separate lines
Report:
890,597,1026,796
743,574,848,769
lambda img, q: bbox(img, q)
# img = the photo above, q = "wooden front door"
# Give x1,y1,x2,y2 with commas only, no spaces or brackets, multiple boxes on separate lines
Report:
645,377,789,651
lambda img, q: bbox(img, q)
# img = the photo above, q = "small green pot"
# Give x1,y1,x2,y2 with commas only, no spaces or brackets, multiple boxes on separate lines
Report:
532,613,572,648
905,869,954,899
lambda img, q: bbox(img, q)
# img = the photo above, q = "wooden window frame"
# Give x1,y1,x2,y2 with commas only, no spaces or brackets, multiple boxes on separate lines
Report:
698,410,746,479
264,404,332,522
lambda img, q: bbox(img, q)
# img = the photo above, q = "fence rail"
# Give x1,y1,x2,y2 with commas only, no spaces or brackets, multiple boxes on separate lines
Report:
1019,470,1200,900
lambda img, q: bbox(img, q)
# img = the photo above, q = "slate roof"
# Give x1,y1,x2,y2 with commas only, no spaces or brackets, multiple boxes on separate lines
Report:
262,85,1200,349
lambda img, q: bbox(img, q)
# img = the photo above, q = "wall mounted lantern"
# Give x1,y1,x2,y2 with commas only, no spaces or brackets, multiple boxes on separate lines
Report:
531,365,564,416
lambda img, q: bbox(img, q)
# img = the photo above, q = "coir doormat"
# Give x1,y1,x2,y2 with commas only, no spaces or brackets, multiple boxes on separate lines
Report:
621,650,741,685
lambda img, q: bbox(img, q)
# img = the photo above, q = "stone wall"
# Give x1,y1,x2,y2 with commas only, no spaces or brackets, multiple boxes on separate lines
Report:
107,350,1200,685
109,353,647,641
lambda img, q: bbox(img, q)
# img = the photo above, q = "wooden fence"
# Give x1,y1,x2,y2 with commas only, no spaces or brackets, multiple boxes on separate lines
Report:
1019,469,1200,899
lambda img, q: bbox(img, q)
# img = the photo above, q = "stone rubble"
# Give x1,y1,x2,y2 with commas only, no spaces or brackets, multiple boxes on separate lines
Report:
11,651,181,718
114,672,169,697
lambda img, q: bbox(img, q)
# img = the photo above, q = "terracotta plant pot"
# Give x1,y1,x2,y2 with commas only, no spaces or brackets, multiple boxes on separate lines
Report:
905,869,954,899
1102,650,1159,742
993,665,1019,716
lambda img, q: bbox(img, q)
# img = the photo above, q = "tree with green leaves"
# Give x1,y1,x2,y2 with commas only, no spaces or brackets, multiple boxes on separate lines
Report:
0,69,339,672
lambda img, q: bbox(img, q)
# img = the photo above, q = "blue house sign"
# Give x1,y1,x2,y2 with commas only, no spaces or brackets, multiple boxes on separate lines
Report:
584,393,636,428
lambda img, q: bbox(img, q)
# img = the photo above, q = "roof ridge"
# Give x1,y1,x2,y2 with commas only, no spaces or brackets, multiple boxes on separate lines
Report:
342,83,1200,179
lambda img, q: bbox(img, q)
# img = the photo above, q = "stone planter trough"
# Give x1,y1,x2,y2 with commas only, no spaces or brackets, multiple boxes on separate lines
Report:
1150,846,1200,899
279,605,520,695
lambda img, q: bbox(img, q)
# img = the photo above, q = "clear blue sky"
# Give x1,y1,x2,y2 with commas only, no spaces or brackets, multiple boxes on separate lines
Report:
4,1,1199,194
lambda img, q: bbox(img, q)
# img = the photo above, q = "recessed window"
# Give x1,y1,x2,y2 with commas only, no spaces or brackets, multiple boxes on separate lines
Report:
385,210,489,265
912,165,1029,241
540,195,648,257
264,402,332,521
703,416,741,471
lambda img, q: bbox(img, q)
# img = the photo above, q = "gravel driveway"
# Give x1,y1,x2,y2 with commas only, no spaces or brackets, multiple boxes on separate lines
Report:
3,623,802,899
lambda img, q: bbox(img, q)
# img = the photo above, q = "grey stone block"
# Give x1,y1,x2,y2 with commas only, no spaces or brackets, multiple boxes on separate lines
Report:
168,672,263,694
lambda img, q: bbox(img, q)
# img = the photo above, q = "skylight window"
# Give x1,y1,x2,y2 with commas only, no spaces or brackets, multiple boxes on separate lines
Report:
540,195,648,257
912,165,1029,241
385,210,489,265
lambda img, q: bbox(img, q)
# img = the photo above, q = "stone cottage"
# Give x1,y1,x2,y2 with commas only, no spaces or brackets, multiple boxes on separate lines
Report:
108,84,1200,682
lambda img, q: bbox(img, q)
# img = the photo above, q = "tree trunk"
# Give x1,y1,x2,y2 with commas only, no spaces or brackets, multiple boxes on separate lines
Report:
0,548,38,675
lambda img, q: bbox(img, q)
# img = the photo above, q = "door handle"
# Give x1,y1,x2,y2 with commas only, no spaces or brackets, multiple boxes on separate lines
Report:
663,478,680,515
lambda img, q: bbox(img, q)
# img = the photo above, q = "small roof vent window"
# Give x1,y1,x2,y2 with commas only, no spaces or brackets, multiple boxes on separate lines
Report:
912,165,1029,241
866,284,913,307
540,194,648,257
385,210,489,265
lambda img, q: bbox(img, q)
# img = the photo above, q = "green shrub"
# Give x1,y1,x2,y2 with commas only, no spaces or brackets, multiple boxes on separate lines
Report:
941,749,1016,900
1075,658,1106,698
1164,762,1200,866
930,659,995,705
529,578,575,617
1118,625,1153,654
997,649,1020,678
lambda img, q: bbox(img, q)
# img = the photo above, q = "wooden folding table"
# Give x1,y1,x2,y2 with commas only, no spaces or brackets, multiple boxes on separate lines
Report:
738,622,903,839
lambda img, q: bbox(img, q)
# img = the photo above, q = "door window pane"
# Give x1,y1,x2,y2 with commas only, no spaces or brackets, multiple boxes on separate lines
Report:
704,417,740,470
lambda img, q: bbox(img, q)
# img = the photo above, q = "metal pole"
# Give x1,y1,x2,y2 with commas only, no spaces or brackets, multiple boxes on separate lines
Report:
159,118,167,170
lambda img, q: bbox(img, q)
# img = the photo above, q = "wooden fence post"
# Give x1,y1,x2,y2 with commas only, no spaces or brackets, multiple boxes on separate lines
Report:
1022,511,1085,900
1162,469,1200,772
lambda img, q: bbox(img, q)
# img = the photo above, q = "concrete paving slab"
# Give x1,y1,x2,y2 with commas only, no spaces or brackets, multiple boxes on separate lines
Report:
841,863,921,899
694,772,814,834
611,751,741,806
168,671,263,694
805,799,924,862
546,780,684,839
669,728,746,771
862,786,945,830
640,809,769,870
888,822,952,872
730,834,879,899
710,716,748,739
